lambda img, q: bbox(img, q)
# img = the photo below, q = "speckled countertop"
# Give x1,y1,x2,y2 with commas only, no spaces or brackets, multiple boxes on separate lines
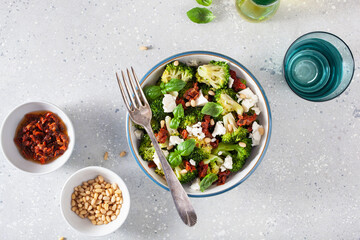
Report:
0,0,359,239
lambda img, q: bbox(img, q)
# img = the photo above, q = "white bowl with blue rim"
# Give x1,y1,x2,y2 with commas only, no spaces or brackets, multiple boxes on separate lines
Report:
126,51,272,197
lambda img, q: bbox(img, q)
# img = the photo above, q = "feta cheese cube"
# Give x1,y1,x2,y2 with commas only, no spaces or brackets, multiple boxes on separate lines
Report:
238,87,259,112
169,136,184,146
190,178,201,191
249,121,263,146
228,76,235,88
134,129,143,140
152,150,169,170
212,121,226,137
189,159,196,166
195,90,208,107
162,94,177,113
186,122,205,140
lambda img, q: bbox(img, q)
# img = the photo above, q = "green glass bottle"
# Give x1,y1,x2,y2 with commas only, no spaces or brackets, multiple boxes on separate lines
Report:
236,0,280,22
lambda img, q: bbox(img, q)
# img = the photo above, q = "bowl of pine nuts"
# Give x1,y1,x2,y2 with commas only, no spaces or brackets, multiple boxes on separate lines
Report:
60,166,130,236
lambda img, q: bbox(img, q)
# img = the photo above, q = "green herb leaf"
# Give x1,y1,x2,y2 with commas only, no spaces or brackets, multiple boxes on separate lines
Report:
173,104,184,119
176,139,196,156
144,86,162,100
199,173,218,192
170,118,181,129
164,79,187,92
196,0,212,6
201,102,223,117
187,7,215,24
168,152,182,168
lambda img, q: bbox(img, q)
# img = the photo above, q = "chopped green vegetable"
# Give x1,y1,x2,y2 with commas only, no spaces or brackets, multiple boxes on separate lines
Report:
196,61,229,89
161,62,194,83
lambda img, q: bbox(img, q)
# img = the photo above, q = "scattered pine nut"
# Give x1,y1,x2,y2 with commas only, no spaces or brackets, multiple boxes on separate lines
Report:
160,120,165,128
190,100,196,107
103,152,108,160
185,102,191,107
167,145,174,150
59,237,65,240
239,142,247,148
139,46,148,51
173,60,179,66
119,151,126,157
210,119,215,126
204,95,209,100
208,90,215,96
258,127,265,135
204,138,211,144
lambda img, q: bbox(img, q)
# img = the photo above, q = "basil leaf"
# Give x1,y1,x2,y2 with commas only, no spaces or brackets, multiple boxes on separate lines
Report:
173,104,184,119
187,7,215,24
196,0,212,6
168,152,182,168
144,86,162,100
170,118,180,129
201,102,223,117
164,79,186,92
200,173,218,192
176,139,196,156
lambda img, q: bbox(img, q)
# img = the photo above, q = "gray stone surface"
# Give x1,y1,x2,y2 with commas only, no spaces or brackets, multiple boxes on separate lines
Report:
0,0,359,239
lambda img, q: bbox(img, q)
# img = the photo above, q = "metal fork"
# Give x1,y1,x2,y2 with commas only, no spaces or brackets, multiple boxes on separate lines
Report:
116,68,197,227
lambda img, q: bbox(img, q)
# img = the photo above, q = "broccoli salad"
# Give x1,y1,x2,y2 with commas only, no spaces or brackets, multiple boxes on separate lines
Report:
135,60,265,192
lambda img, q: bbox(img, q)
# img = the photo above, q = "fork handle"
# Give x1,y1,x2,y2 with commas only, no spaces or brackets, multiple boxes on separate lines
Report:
144,125,197,227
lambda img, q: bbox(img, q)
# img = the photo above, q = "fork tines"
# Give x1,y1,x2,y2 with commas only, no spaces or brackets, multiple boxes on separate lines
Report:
116,67,147,111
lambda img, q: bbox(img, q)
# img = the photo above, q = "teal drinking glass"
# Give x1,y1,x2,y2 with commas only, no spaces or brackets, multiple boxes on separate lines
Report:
283,32,354,101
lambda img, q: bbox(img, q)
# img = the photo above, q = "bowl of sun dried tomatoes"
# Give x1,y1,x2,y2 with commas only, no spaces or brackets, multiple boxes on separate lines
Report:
1,101,75,174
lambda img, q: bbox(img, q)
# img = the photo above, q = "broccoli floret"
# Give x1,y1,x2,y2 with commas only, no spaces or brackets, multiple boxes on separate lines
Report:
212,138,252,172
198,83,212,96
214,88,237,102
203,155,224,175
221,127,248,143
150,99,168,121
196,61,230,89
161,62,194,84
139,134,155,162
174,165,198,184
134,119,160,132
183,146,211,163
155,168,164,176
179,107,204,129
217,93,244,116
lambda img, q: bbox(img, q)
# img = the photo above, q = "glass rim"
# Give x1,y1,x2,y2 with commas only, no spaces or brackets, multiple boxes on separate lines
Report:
282,31,355,102
251,0,280,7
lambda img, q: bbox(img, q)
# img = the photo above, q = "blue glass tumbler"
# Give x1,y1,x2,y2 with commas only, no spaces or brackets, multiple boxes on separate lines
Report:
283,32,354,101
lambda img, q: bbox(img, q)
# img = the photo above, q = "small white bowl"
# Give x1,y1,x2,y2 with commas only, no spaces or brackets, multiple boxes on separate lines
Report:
0,101,75,174
60,166,130,236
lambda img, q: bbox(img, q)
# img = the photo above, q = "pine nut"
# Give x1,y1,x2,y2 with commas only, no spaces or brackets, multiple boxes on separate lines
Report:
210,119,215,126
112,183,118,190
94,184,101,189
112,204,117,211
208,90,215,96
105,183,111,189
239,142,247,148
98,175,104,183
119,151,126,157
190,99,196,107
185,102,191,107
167,145,174,150
106,210,113,216
139,46,148,51
227,124,233,132
106,215,111,222
71,200,75,206
239,93,246,99
71,194,75,200
160,120,165,128
97,221,104,225
111,215,116,221
258,127,264,135
173,60,179,66
94,189,102,193
111,196,116,203
204,138,211,144
103,196,110,201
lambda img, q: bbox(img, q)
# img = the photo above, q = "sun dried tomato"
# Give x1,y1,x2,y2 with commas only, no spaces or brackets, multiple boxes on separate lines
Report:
237,114,257,127
198,161,209,178
217,170,231,185
14,111,69,164
184,161,196,172
148,162,157,168
176,97,187,110
210,138,219,148
181,129,188,139
155,127,168,144
201,115,213,138
230,70,246,91
184,82,200,101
